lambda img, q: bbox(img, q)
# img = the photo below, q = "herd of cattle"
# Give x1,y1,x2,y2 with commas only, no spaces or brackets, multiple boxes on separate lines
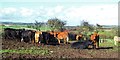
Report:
4,28,58,44
3,28,101,49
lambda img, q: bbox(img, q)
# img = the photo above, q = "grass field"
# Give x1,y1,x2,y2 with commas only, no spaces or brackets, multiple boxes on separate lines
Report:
0,25,119,59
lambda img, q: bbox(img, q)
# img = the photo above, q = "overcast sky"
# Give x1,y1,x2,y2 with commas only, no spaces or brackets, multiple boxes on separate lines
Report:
0,0,119,26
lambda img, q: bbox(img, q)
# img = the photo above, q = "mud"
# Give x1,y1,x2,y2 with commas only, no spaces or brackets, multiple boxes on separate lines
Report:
1,39,119,59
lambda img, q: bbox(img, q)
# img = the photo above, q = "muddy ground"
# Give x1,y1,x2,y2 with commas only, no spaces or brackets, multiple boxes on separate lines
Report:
1,39,120,60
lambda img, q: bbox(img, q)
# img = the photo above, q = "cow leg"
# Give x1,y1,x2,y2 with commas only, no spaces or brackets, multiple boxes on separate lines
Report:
96,41,99,48
66,37,69,44
92,41,96,49
32,39,35,44
38,35,42,44
57,39,60,44
21,37,23,42
36,39,41,47
46,40,48,44
94,41,98,49
64,38,66,44
30,38,32,43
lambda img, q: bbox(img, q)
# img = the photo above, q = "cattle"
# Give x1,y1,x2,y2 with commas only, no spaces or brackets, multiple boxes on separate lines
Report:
71,40,93,49
49,31,56,40
90,32,99,48
54,31,69,44
21,30,35,43
34,31,42,44
76,34,83,41
114,36,120,45
4,28,58,45
37,31,56,44
4,28,24,41
68,33,77,40
4,28,15,39
40,32,50,44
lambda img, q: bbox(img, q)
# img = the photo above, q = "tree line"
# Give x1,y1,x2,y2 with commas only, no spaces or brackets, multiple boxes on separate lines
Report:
28,18,98,32
29,18,115,31
27,17,119,38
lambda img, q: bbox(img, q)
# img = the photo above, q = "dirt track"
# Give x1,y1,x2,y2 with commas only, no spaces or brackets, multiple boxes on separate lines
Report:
1,39,119,59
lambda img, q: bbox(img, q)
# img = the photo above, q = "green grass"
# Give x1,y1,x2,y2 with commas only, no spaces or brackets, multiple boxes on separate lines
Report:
40,26,51,31
0,47,50,55
99,39,115,47
99,39,119,52
0,25,52,31
0,49,49,55
1,25,28,29
99,39,120,47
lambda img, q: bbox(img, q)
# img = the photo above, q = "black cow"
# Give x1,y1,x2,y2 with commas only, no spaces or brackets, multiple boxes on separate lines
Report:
71,40,93,49
40,32,51,44
39,32,47,44
4,28,24,41
21,30,35,43
68,33,77,40
39,32,58,45
4,28,15,39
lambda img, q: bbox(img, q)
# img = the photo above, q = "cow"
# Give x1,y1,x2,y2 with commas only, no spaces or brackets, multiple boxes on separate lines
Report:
33,31,58,45
4,28,16,40
34,31,42,44
68,33,77,41
21,30,35,43
4,28,24,41
90,32,99,48
54,31,69,44
49,31,56,40
114,36,120,45
40,32,51,44
76,34,83,41
71,40,93,49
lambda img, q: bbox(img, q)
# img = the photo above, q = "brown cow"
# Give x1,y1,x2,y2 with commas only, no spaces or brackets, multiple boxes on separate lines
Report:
90,32,99,48
54,31,69,44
